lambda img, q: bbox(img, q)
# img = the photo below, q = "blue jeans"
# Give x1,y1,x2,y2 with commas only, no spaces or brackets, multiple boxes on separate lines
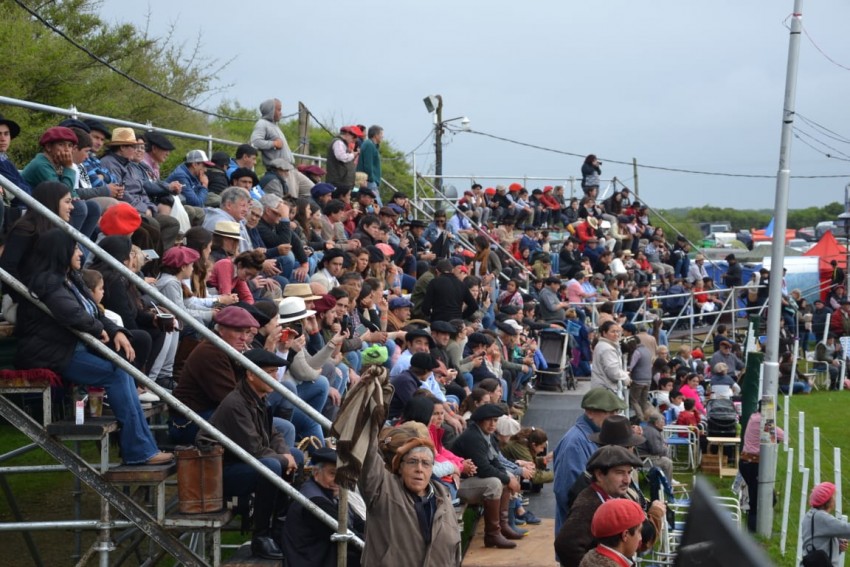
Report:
169,408,214,446
267,379,328,444
65,345,159,464
345,350,362,373
70,199,101,240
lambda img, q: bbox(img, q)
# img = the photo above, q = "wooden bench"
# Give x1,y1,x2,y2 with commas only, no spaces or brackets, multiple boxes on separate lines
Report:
103,461,177,521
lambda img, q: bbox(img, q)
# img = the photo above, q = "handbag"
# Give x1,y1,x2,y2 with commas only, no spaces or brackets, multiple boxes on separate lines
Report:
801,511,833,567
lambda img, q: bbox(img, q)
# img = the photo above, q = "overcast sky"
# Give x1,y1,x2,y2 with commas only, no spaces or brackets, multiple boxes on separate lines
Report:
96,0,850,211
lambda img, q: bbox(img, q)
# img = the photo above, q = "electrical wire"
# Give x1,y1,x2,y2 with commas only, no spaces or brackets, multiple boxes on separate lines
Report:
796,113,850,145
306,110,336,137
801,23,850,72
405,130,434,156
13,0,256,122
459,127,850,179
793,127,850,162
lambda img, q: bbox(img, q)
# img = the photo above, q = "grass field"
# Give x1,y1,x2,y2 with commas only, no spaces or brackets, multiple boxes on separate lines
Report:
697,389,850,567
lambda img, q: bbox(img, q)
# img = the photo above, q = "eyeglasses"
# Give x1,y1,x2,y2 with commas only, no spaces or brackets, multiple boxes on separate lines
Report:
402,458,434,468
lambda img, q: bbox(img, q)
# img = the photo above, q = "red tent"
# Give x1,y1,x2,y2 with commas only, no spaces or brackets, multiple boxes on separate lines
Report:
804,231,847,299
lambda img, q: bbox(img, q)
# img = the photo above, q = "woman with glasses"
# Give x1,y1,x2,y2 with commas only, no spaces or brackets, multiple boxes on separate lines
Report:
335,364,462,565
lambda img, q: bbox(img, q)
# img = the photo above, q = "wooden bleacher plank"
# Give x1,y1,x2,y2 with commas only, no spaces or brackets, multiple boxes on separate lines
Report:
164,508,233,530
102,461,176,483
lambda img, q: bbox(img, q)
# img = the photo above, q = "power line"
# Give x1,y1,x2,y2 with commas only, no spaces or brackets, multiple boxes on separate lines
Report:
793,127,850,162
796,113,850,145
801,23,850,72
13,0,254,122
460,127,850,180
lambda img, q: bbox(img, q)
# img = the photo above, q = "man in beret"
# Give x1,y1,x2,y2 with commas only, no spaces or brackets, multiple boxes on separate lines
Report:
282,447,365,567
170,306,262,444
451,404,524,548
554,445,647,566
580,499,646,567
389,352,439,420
390,328,435,378
197,349,298,561
552,388,627,534
386,296,413,332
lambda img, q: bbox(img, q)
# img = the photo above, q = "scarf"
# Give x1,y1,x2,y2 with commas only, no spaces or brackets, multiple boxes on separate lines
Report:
331,364,394,489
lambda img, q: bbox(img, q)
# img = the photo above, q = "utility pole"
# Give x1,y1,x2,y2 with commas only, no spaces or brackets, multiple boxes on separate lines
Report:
297,102,310,159
632,158,639,199
433,95,443,194
758,0,803,537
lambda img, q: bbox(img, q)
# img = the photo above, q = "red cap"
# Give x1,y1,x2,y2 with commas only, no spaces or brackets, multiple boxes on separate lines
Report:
590,499,646,538
342,125,365,138
543,185,554,193
376,243,394,258
99,203,142,236
508,182,523,192
461,249,476,259
691,347,704,359
484,187,496,196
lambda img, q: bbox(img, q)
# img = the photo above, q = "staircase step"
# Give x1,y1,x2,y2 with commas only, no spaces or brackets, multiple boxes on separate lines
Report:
46,416,119,439
164,507,234,530
103,461,176,483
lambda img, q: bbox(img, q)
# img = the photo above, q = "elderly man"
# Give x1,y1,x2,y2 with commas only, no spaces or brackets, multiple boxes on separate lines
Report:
552,389,627,534
326,125,363,193
250,98,314,196
170,306,260,444
452,404,524,549
197,348,296,560
203,186,252,251
708,338,744,379
554,445,647,566
282,447,364,567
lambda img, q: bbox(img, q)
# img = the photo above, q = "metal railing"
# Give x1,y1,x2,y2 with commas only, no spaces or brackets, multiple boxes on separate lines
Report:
0,95,324,164
412,172,622,203
0,172,364,562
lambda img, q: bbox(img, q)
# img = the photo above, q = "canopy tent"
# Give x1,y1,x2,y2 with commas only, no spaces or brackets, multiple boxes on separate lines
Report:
803,231,847,300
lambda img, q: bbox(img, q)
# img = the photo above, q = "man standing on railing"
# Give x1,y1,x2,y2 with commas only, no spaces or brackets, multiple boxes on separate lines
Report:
251,98,314,195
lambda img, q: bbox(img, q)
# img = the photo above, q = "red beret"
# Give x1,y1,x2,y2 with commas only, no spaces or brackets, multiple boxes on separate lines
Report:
590,499,645,538
313,294,337,315
508,182,523,192
161,246,200,268
39,126,78,146
214,306,259,328
811,482,836,507
484,187,496,196
298,164,326,176
342,125,364,138
99,203,142,236
543,185,554,193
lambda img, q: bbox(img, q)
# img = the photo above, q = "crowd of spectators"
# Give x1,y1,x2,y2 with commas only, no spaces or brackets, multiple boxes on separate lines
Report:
0,102,832,566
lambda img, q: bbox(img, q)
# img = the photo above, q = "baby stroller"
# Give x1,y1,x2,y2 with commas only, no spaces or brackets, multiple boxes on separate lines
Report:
535,328,577,391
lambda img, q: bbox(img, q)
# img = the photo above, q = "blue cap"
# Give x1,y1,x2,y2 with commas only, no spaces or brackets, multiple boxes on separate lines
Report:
310,183,335,198
389,297,413,310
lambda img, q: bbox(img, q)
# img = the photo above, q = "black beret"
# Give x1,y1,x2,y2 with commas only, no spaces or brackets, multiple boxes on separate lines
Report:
470,403,506,422
82,118,111,137
410,352,439,371
58,118,91,132
311,447,338,465
243,348,288,368
467,332,493,346
431,321,456,334
144,131,175,151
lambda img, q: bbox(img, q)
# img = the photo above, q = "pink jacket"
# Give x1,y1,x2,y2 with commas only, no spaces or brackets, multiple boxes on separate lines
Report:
429,424,464,483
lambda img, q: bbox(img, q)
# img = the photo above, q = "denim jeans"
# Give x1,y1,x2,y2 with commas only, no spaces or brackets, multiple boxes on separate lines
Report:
267,378,328,444
169,408,214,446
345,350,362,373
70,199,101,240
65,345,160,464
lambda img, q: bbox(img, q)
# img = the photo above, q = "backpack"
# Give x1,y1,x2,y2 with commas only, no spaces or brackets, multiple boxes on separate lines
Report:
706,398,738,437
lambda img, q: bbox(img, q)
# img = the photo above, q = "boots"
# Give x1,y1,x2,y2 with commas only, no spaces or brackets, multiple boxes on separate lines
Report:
507,497,528,536
499,489,525,540
483,497,517,548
